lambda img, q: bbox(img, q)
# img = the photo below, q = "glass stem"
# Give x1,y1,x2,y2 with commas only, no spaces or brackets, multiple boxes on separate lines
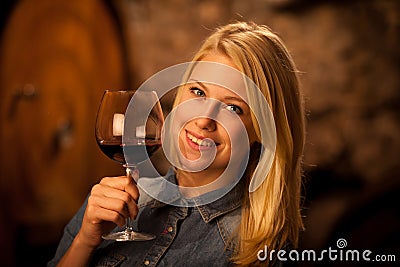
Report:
125,165,137,233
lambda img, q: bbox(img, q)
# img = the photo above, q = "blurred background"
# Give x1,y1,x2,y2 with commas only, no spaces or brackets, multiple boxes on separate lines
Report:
0,0,399,266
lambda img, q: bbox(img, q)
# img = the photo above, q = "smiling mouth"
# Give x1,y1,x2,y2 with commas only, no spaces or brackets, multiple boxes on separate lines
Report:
186,131,217,149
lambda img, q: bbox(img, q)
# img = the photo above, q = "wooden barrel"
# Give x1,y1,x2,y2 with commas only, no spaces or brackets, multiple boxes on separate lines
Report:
0,0,130,264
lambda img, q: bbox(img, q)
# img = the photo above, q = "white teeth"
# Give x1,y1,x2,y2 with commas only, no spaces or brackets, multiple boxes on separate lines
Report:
187,132,214,147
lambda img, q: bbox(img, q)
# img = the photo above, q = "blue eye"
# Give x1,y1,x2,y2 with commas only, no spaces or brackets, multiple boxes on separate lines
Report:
225,104,243,114
189,87,205,97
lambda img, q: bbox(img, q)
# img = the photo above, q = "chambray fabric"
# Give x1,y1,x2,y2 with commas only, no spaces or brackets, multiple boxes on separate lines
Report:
47,170,244,267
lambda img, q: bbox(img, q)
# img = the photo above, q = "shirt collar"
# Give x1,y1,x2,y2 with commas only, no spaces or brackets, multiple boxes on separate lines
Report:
147,168,245,223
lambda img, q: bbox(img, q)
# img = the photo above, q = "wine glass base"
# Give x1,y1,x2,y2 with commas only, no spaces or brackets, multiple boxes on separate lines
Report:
102,230,156,241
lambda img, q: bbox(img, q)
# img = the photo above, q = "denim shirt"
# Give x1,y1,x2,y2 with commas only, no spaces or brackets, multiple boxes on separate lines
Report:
48,170,244,266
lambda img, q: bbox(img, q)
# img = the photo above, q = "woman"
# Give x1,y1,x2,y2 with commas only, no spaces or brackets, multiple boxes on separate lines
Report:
48,21,305,266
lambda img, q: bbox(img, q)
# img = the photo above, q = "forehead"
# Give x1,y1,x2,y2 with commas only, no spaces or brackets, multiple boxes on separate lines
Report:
188,59,248,102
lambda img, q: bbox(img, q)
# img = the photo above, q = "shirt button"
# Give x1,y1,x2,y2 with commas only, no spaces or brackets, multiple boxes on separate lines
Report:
167,226,173,233
144,260,150,265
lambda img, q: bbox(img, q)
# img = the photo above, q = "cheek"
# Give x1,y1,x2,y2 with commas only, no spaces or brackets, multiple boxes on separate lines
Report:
218,117,249,152
177,121,190,143
222,127,239,147
221,117,254,143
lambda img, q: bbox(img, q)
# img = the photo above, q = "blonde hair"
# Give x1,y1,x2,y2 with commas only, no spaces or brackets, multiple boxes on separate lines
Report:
189,22,305,265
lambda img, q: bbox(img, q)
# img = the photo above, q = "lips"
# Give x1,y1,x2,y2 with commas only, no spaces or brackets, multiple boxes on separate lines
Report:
185,130,217,150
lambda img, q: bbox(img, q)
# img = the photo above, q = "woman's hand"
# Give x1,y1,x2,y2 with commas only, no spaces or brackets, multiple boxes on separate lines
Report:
56,172,139,267
77,171,140,249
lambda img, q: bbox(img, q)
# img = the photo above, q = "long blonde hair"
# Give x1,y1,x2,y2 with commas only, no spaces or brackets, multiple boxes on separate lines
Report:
189,22,306,265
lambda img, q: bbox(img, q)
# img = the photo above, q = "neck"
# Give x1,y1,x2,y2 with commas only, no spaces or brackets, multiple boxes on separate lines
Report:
176,168,223,187
175,168,229,198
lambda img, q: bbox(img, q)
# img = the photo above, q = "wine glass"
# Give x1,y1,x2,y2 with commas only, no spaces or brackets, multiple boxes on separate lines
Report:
95,89,164,241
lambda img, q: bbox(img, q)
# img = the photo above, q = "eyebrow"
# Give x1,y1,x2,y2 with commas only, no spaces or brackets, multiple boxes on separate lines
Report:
188,79,247,104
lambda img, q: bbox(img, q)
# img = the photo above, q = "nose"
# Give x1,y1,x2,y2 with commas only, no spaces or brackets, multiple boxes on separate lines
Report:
195,116,216,131
194,98,220,131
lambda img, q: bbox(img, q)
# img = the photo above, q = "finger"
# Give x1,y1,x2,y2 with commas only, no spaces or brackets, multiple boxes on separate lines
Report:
124,175,140,203
86,197,127,227
94,179,139,203
103,190,138,220
92,198,138,224
94,207,126,228
89,194,130,219
98,176,140,202
99,176,130,190
91,184,139,219
92,183,133,203
129,199,139,220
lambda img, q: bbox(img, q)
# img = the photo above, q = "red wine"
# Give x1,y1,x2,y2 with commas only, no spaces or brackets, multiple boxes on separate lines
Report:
123,139,161,165
98,138,161,165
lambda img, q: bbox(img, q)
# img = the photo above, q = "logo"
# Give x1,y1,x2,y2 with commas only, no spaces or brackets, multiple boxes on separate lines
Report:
257,238,397,263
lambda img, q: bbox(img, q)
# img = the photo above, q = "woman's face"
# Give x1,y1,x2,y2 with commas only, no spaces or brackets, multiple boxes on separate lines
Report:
175,53,258,175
